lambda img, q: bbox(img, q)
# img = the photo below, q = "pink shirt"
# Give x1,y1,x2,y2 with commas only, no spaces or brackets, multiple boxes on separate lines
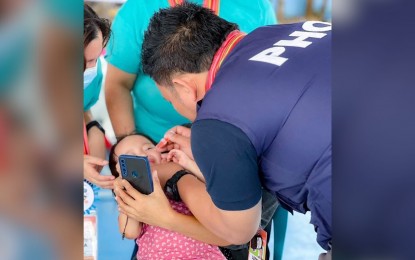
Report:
137,199,225,260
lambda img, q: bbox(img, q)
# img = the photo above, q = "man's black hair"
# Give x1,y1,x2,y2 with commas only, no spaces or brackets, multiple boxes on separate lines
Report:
141,2,238,86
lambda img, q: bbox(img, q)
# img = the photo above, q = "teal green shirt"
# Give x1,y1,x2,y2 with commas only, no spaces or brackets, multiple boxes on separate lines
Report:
84,59,103,111
106,0,276,142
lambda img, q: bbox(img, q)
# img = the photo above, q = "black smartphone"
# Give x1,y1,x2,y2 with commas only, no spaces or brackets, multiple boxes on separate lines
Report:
118,155,154,195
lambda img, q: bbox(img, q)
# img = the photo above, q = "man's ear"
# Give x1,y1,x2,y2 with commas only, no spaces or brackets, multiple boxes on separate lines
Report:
172,76,197,101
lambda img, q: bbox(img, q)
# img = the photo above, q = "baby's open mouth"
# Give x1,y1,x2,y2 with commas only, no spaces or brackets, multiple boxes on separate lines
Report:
148,156,156,164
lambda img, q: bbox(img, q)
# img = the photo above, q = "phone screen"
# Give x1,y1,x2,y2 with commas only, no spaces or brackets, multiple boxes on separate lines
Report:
119,155,154,195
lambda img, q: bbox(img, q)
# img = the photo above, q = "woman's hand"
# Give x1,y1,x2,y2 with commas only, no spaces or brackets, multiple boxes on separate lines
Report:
113,176,124,192
156,125,193,160
84,155,114,189
114,170,175,229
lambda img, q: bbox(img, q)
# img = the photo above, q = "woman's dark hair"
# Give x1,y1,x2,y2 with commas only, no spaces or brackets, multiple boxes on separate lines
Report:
84,4,111,69
108,133,156,178
141,2,238,86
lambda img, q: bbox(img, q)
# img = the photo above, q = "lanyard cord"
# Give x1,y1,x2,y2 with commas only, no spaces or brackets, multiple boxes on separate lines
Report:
83,120,89,155
205,30,246,91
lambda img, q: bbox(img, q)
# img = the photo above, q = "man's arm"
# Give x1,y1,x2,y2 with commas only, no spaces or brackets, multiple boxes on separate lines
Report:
153,120,263,244
177,174,261,244
158,203,233,246
105,64,137,138
181,119,263,244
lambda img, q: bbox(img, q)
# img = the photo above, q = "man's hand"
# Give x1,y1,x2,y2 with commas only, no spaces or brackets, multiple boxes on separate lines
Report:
84,155,114,189
156,125,193,159
114,170,175,229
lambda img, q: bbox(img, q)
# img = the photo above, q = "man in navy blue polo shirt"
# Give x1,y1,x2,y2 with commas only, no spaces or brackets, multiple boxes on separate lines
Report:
116,2,331,257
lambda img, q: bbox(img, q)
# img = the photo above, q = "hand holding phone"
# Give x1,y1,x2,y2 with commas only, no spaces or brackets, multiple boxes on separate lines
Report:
119,155,154,195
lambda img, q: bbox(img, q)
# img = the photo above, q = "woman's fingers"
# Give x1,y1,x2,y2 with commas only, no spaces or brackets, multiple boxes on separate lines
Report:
151,170,164,194
115,185,135,205
85,162,115,189
84,155,108,166
116,196,136,217
92,174,115,182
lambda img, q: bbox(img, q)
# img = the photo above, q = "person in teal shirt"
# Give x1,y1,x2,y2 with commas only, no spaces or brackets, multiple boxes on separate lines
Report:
83,4,114,189
105,0,276,143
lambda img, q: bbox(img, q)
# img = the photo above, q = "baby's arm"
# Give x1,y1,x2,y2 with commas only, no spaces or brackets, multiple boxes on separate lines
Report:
183,159,205,183
115,177,142,239
167,149,205,182
118,212,142,239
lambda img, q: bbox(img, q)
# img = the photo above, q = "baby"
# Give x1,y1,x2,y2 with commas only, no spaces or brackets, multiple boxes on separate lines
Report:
108,133,225,260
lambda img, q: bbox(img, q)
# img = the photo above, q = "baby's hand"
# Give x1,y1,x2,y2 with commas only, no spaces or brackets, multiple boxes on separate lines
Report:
167,149,191,169
160,153,169,164
167,149,205,182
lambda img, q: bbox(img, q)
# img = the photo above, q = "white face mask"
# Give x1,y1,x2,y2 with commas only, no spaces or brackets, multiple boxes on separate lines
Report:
83,64,98,89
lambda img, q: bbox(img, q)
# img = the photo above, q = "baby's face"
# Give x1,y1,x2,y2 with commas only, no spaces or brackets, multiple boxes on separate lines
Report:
114,135,162,173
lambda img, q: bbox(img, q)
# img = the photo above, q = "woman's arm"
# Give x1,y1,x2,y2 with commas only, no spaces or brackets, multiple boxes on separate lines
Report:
105,64,137,139
115,171,231,246
114,177,142,239
118,211,142,240
84,111,106,161
83,111,113,189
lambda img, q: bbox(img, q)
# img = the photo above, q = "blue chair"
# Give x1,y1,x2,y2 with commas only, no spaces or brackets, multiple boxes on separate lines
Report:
272,207,288,260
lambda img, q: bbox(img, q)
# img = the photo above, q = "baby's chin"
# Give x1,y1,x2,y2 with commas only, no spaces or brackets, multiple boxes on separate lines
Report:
148,158,162,166
147,153,164,165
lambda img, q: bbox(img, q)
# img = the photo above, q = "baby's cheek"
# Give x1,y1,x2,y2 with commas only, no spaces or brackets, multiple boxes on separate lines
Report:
115,163,121,175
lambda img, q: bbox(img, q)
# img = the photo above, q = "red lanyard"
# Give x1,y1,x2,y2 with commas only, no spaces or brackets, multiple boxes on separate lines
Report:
168,0,220,15
205,30,246,91
0,112,9,172
83,120,89,155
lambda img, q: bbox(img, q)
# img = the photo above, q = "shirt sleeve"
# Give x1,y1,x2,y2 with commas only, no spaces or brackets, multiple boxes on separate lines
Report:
261,0,278,25
191,119,262,211
105,0,147,74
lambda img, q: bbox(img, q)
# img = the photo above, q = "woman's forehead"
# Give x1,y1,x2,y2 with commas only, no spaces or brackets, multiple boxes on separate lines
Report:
84,33,103,60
